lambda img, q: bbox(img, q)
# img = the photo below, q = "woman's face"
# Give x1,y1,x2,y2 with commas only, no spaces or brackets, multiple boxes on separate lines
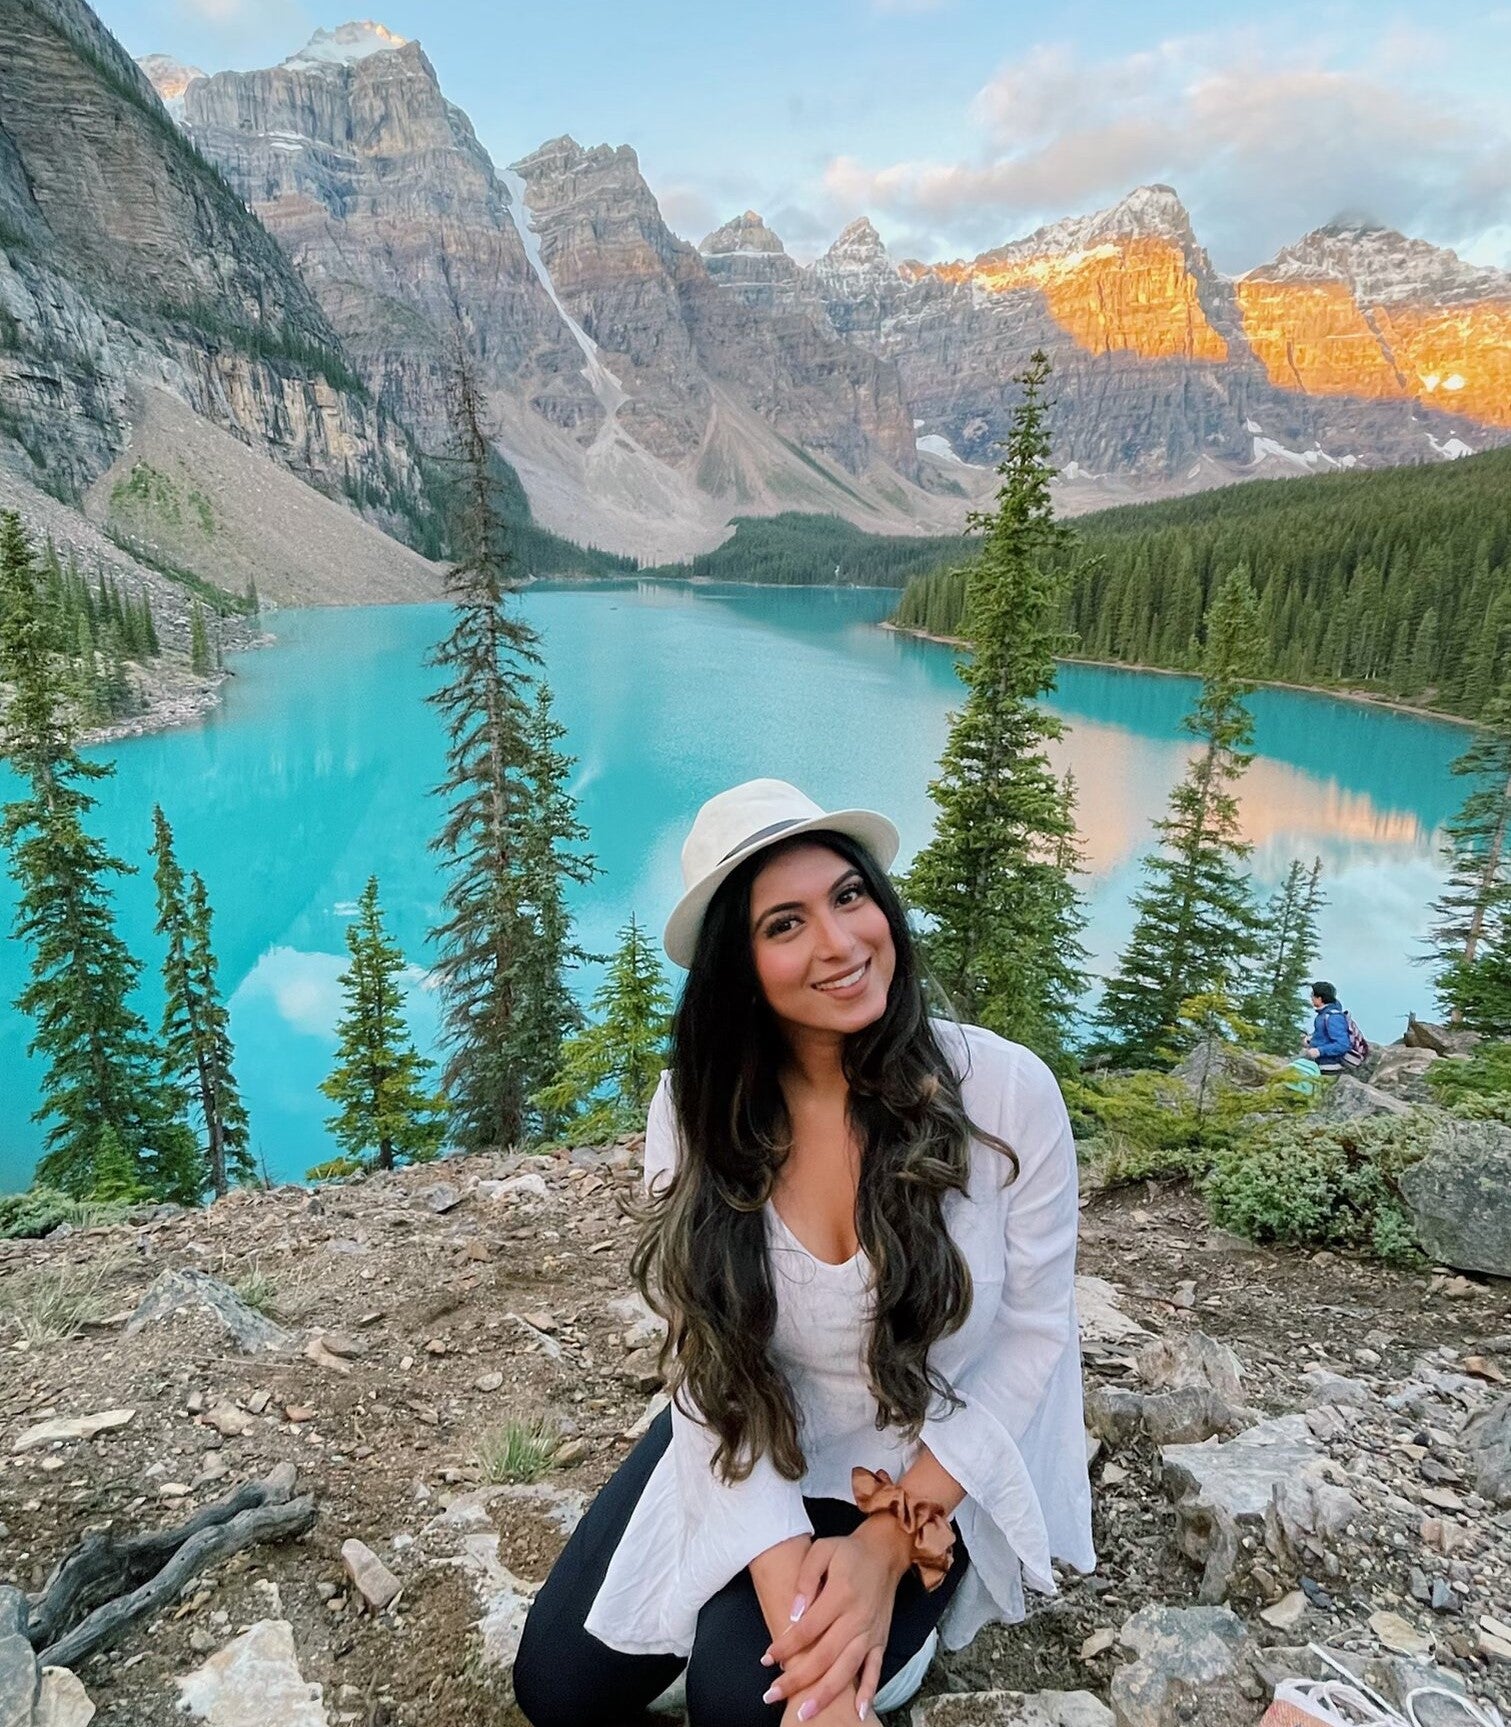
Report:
748,842,896,1042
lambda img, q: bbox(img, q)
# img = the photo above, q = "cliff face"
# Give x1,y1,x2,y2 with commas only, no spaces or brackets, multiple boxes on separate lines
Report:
810,189,1503,487
173,28,603,459
1237,223,1511,432
0,0,425,523
512,146,919,481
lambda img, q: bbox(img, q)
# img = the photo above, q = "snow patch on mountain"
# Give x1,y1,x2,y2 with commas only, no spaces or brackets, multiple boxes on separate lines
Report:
916,434,962,464
1250,435,1358,472
1428,433,1475,459
497,166,626,421
283,22,409,74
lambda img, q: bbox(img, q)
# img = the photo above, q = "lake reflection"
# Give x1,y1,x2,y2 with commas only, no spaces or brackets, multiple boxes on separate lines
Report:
0,583,1468,1188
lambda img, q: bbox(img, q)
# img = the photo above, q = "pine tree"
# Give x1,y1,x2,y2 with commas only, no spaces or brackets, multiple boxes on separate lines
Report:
509,682,598,1136
0,511,190,1199
427,354,548,1148
1244,857,1325,1055
189,602,212,676
904,352,1088,1066
1430,691,1511,1031
1094,566,1265,1066
533,915,673,1143
320,876,446,1171
151,807,252,1196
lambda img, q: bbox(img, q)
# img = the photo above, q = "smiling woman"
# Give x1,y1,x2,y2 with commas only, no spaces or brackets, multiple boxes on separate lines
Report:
510,778,1094,1727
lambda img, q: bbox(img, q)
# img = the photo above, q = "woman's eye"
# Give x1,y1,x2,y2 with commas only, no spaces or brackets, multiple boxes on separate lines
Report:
837,883,866,906
765,916,798,938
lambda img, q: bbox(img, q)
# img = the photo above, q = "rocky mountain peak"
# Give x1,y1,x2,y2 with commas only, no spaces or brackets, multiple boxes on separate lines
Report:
1251,222,1511,307
136,52,205,115
282,21,409,74
825,217,890,266
699,211,786,257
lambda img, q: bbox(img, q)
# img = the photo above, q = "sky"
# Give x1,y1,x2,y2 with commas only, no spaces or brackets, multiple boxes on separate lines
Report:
97,0,1511,273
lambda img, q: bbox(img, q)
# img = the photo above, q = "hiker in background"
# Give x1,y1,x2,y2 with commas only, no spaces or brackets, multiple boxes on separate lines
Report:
1302,981,1369,1073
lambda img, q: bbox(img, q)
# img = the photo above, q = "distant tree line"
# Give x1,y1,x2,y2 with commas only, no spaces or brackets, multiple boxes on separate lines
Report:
894,446,1511,723
639,512,972,589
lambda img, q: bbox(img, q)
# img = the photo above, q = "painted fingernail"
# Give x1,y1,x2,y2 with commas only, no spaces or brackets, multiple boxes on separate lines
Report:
798,1703,818,1723
859,1704,870,1722
762,1685,781,1705
760,1652,774,1667
789,1595,807,1621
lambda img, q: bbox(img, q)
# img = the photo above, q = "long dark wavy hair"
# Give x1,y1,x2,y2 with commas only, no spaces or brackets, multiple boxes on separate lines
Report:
630,830,1017,1483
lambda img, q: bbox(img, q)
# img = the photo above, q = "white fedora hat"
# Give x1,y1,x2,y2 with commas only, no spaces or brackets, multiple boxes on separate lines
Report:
663,779,900,969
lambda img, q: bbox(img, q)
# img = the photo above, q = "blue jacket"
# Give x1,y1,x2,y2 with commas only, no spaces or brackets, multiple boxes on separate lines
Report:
1310,1003,1353,1060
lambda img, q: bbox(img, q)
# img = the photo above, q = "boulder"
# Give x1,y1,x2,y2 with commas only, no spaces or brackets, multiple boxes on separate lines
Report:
35,1667,95,1727
1300,1367,1371,1409
176,1620,328,1726
1161,1415,1331,1601
1368,1044,1441,1100
912,1693,1114,1726
0,1631,39,1727
1110,1605,1256,1727
1403,1015,1479,1057
1136,1332,1244,1403
1087,1385,1250,1448
1400,1117,1511,1277
1315,1075,1414,1120
1076,1276,1152,1347
126,1270,292,1354
1168,1042,1273,1096
1463,1393,1511,1505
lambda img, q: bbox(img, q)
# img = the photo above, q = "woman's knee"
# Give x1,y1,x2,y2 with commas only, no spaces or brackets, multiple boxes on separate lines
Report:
684,1597,779,1727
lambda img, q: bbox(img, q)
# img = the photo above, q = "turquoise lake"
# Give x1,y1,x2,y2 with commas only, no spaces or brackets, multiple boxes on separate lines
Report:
0,581,1471,1191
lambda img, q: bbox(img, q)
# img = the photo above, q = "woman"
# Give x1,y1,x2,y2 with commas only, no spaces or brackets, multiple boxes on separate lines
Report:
513,779,1093,1727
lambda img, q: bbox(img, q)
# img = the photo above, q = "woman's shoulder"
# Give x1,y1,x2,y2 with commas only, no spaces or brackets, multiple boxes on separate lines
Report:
930,1018,1067,1143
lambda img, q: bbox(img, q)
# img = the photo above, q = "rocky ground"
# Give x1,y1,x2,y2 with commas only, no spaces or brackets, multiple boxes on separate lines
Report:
1,1145,1508,1727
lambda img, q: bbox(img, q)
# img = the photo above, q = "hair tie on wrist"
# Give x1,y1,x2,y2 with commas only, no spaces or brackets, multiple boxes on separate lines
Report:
851,1466,956,1592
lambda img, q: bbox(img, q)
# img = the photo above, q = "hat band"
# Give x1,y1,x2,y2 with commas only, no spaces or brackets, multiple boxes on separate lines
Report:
717,817,806,864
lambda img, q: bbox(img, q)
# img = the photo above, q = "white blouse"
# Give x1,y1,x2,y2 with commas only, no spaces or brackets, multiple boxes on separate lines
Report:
584,1020,1094,1656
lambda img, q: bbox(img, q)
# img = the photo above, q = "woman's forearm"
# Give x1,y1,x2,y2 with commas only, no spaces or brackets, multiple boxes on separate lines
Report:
896,1444,966,1516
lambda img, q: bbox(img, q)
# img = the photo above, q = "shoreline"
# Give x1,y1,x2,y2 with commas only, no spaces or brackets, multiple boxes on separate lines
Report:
881,621,1482,731
78,623,275,750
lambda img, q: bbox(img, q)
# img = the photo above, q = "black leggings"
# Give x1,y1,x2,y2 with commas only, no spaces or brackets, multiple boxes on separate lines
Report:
513,1408,968,1727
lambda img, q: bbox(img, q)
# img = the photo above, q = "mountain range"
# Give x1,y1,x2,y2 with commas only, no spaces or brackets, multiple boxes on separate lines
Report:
2,5,1508,590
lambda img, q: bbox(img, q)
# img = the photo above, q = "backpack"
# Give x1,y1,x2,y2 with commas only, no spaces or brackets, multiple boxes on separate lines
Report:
1341,1010,1370,1069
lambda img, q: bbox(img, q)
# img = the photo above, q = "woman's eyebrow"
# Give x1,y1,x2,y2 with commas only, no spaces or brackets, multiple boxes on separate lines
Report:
751,868,862,927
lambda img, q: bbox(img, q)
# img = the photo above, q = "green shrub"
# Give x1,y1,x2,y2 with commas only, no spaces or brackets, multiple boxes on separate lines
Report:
1205,1114,1425,1261
1424,1040,1511,1122
0,1185,129,1239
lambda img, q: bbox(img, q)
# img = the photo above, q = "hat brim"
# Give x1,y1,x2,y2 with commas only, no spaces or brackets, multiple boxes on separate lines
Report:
663,808,900,969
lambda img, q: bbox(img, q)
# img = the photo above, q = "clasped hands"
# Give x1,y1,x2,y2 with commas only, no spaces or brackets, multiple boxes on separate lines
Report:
758,1514,914,1724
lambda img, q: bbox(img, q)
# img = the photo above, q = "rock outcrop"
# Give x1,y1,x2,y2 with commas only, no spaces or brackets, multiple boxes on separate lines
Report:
0,0,426,532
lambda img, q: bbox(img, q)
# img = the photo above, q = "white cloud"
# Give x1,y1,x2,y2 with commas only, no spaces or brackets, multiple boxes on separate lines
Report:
821,31,1511,271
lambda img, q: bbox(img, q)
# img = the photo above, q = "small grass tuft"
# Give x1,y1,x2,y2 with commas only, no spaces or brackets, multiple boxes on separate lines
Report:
0,1253,127,1345
233,1265,278,1316
473,1415,560,1485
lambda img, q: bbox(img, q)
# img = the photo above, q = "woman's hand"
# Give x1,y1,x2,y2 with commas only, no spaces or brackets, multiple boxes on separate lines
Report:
761,1516,913,1721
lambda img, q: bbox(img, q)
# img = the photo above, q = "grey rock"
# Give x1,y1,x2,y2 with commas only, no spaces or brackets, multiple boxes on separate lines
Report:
176,1619,328,1725
1087,1384,1250,1448
1368,1044,1441,1099
126,1269,292,1354
1316,1075,1415,1120
1076,1275,1153,1346
912,1692,1114,1726
0,1632,39,1727
1463,1393,1511,1505
1161,1414,1329,1601
418,1182,464,1214
1110,1605,1254,1727
1137,1331,1244,1403
1301,1367,1372,1408
0,1589,28,1640
1400,1117,1511,1276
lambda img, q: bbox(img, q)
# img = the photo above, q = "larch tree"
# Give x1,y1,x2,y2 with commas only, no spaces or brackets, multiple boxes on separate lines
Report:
534,914,674,1144
1094,565,1265,1066
0,511,195,1201
903,351,1088,1067
151,805,252,1196
1244,857,1325,1055
320,876,446,1172
426,352,593,1147
1430,690,1511,1031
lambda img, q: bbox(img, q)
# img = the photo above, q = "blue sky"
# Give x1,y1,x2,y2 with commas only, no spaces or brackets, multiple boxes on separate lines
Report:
98,0,1511,272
